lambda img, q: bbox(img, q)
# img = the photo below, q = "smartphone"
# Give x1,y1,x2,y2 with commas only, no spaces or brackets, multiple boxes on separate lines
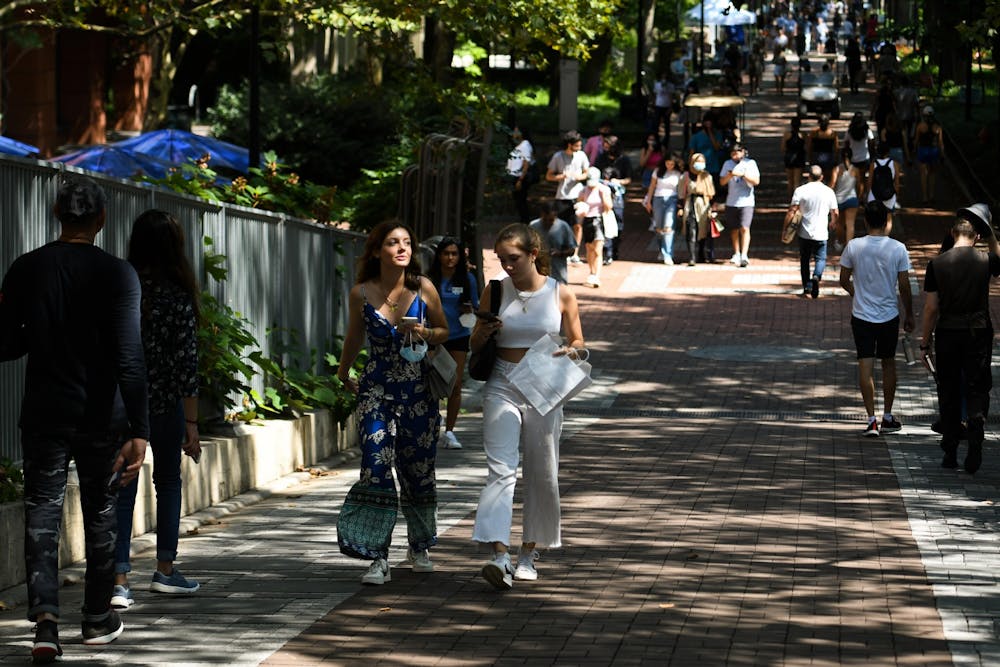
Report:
400,316,418,325
475,311,500,322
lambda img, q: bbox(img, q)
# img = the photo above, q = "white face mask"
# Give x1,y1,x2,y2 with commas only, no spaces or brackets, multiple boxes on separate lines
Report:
459,312,477,329
693,162,706,172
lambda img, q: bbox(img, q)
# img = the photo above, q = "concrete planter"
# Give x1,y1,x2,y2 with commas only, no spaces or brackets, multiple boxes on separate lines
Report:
0,409,357,594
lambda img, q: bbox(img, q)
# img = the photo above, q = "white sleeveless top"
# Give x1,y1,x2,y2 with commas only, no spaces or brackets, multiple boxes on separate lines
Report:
495,276,562,348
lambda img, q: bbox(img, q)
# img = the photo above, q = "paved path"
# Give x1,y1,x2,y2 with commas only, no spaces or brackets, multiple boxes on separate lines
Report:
4,63,1000,666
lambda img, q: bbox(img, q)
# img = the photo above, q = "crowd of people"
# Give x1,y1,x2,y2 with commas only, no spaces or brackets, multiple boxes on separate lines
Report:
2,177,590,663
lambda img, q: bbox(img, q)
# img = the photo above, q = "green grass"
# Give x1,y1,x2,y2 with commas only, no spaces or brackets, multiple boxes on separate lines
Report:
511,86,648,145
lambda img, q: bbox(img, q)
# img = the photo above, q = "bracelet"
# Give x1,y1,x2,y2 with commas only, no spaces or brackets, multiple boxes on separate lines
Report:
186,419,198,424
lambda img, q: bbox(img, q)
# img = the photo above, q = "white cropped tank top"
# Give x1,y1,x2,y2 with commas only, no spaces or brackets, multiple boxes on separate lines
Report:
494,276,562,348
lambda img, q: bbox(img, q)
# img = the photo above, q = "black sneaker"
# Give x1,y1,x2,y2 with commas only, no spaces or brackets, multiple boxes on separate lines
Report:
31,620,62,664
810,279,820,299
81,610,124,645
965,441,983,474
862,420,879,437
941,452,959,469
880,417,902,433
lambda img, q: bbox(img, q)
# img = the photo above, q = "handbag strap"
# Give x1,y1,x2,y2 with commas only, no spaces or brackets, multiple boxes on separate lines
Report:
489,279,502,316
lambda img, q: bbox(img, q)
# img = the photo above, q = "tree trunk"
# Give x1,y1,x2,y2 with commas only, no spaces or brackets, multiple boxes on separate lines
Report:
579,36,612,93
423,15,456,85
144,28,192,130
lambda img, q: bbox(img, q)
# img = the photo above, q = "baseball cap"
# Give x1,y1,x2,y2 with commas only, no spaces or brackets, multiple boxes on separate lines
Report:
586,167,601,187
922,105,934,116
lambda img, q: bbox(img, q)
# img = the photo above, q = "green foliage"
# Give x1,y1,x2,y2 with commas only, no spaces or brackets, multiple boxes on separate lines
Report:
244,329,363,425
0,458,23,503
205,66,510,232
207,74,399,187
197,239,259,419
197,239,361,426
142,151,338,224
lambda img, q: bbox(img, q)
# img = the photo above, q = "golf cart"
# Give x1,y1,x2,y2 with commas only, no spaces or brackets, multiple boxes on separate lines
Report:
797,54,843,120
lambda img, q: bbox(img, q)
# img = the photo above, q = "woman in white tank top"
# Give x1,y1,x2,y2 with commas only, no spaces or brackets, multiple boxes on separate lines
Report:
470,223,585,590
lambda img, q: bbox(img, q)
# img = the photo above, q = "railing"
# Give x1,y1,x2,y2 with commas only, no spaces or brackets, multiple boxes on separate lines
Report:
0,154,366,463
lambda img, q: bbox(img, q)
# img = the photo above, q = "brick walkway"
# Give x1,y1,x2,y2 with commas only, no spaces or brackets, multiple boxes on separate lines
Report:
3,67,1000,666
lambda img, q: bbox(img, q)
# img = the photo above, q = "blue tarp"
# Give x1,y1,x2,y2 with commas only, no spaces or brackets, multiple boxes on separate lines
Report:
115,129,254,173
50,145,175,180
0,136,40,157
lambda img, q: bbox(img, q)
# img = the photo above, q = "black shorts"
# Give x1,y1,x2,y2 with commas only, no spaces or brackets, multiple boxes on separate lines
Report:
443,335,470,353
582,217,605,244
851,316,899,359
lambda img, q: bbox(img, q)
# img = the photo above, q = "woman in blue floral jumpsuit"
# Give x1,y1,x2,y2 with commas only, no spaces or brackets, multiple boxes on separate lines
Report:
336,221,450,585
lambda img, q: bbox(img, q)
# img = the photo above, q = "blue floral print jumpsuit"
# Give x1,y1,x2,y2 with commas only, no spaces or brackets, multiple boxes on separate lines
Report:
337,290,440,560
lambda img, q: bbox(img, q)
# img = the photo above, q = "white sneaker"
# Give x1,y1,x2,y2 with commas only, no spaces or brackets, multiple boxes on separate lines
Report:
663,257,674,266
730,252,741,265
361,558,391,585
404,547,434,573
481,552,514,590
586,274,597,286
514,550,539,581
569,255,582,264
442,431,462,449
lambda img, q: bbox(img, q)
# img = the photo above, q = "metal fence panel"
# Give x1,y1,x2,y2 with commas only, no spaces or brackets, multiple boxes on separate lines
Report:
0,155,365,462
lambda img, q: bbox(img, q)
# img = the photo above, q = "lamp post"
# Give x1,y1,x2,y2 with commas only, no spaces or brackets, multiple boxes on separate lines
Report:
700,0,705,77
249,2,261,171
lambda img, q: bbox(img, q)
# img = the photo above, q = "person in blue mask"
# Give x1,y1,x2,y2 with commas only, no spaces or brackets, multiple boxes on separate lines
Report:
335,220,449,585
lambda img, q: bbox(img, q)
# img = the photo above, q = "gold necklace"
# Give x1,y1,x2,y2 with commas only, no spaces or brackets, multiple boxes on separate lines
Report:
514,286,541,313
380,284,405,312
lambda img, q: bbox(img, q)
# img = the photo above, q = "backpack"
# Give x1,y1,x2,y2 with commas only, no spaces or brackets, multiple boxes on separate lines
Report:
871,159,895,200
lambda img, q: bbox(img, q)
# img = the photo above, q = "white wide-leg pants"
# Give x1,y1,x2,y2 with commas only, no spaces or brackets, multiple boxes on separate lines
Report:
472,358,563,548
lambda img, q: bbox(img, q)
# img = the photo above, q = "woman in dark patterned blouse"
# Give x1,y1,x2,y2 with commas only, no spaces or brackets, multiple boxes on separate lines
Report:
113,209,202,609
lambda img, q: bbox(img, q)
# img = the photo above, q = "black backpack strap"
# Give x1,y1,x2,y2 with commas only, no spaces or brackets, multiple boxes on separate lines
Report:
489,279,502,316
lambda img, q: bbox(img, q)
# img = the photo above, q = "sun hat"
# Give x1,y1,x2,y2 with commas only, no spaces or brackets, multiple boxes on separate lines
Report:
957,203,993,237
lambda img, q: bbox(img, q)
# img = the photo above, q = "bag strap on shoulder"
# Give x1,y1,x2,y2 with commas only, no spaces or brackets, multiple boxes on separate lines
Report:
489,279,502,315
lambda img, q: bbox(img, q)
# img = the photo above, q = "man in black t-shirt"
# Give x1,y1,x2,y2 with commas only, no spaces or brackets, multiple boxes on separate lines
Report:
920,204,1000,473
0,177,149,661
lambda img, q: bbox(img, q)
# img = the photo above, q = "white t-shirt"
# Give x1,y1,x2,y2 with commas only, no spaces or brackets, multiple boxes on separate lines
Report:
506,139,533,177
654,80,673,108
791,180,839,241
843,128,874,163
721,158,760,207
651,170,682,198
547,150,590,201
839,234,912,323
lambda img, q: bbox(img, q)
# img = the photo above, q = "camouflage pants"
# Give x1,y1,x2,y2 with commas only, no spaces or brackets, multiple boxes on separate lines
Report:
22,433,121,621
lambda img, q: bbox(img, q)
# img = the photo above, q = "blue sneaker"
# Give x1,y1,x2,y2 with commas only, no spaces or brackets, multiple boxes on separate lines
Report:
150,569,200,594
110,584,134,610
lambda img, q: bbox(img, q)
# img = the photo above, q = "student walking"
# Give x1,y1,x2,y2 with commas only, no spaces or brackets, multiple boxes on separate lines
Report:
335,221,449,585
471,224,585,590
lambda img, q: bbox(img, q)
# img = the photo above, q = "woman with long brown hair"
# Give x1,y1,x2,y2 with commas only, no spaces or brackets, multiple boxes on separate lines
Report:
335,220,449,585
470,223,585,589
114,209,202,609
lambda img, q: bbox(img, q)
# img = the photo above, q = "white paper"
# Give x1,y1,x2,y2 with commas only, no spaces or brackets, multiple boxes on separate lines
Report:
505,334,593,415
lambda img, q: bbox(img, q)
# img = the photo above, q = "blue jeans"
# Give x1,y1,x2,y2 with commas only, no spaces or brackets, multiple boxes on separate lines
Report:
798,237,827,288
115,401,185,571
652,195,678,261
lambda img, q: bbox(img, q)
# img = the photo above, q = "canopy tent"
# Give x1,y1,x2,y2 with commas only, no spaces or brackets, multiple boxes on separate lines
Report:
115,129,254,173
0,136,40,157
685,0,756,26
50,145,174,180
